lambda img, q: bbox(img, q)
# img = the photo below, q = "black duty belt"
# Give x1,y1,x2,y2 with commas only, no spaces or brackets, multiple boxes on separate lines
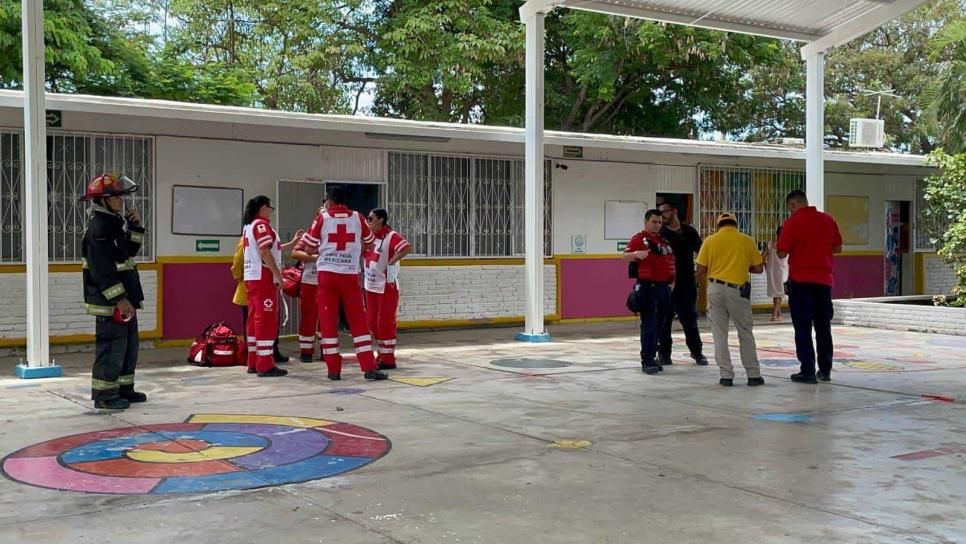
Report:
637,281,671,288
709,278,742,290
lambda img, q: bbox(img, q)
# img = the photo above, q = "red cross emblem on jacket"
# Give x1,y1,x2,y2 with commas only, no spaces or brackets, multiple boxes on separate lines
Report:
328,224,356,251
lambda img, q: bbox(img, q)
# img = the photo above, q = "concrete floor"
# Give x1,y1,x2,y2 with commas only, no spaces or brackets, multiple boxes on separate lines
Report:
0,321,963,543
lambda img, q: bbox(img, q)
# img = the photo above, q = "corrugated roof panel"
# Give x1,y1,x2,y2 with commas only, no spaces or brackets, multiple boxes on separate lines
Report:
561,0,898,39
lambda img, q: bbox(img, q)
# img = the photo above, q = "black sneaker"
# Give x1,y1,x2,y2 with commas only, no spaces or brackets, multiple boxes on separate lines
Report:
300,354,315,363
790,372,818,384
94,397,130,410
377,362,397,370
327,373,341,381
657,354,673,366
719,378,734,387
747,377,765,387
247,368,257,374
642,364,661,375
273,353,291,364
817,371,831,382
121,391,147,403
364,370,389,381
692,353,709,366
258,367,288,377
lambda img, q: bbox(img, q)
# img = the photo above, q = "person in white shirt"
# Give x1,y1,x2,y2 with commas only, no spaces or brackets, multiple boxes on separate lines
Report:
763,226,789,321
363,208,412,369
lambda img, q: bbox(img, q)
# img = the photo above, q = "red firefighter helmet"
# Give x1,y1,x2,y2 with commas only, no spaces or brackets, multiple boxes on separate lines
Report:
80,174,138,202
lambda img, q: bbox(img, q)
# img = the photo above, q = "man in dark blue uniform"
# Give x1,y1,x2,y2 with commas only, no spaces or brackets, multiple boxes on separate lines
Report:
657,201,708,366
81,174,148,410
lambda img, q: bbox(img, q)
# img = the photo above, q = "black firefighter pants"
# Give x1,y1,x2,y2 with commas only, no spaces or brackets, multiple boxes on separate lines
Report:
91,315,139,402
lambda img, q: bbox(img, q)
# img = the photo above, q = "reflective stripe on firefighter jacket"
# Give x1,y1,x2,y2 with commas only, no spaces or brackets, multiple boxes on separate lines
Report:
82,206,146,316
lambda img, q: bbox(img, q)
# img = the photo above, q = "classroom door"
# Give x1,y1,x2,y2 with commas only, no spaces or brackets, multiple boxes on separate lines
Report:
884,200,910,296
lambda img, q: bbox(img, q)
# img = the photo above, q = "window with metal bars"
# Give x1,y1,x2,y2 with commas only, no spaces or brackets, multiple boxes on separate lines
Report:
388,151,552,257
0,129,154,263
697,165,804,242
914,177,938,252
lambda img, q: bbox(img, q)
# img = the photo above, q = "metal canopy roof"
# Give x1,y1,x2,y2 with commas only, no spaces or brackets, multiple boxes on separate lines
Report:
521,0,931,56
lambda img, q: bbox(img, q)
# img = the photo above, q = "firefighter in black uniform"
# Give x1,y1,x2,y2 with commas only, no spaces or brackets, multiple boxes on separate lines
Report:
81,174,147,410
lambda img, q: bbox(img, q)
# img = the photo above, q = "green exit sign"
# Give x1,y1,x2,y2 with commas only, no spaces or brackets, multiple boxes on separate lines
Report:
617,241,629,251
45,110,61,127
195,239,220,252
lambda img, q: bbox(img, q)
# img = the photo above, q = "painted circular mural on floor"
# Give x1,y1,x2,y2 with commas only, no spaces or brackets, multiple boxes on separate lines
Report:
0,414,390,495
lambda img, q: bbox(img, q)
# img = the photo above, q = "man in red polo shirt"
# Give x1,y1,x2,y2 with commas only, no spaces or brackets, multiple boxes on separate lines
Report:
776,190,843,384
623,209,676,375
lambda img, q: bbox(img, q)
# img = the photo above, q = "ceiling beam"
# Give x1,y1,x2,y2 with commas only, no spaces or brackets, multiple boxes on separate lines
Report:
519,0,564,23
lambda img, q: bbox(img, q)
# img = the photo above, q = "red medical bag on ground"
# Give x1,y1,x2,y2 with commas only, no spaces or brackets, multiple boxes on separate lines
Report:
188,322,242,367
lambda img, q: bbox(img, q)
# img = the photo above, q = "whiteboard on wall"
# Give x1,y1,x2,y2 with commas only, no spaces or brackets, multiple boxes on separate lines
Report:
604,200,648,240
172,185,244,236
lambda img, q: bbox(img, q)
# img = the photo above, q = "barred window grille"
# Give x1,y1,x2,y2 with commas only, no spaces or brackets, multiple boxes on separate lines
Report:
914,177,937,251
388,151,552,257
0,130,23,262
0,129,154,263
697,165,804,242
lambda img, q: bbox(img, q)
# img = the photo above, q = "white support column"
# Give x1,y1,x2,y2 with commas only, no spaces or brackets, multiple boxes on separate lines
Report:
805,52,825,211
17,0,59,378
517,10,550,343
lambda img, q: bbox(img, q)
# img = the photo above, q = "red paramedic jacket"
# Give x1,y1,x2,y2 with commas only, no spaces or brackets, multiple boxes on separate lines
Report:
625,230,676,283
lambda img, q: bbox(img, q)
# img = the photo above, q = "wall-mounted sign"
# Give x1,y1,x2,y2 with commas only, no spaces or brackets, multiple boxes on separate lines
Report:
617,241,629,251
563,146,583,159
195,239,220,252
45,110,62,128
571,234,586,255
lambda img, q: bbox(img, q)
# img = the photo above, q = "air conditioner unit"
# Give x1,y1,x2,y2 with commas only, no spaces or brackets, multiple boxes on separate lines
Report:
849,118,885,148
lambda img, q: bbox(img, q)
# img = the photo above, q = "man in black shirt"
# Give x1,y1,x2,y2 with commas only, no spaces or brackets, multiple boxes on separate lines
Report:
658,201,708,366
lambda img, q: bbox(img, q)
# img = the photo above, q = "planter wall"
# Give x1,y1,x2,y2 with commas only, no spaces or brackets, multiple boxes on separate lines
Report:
833,296,966,336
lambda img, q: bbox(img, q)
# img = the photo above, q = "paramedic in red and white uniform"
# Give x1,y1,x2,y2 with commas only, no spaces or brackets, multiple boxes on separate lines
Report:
364,208,412,369
300,186,388,381
291,206,324,362
242,195,288,378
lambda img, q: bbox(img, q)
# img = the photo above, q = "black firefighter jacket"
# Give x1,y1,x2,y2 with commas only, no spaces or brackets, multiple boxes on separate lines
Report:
82,206,146,316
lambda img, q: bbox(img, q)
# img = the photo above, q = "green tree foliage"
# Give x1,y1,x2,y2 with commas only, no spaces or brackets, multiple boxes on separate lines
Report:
544,12,788,138
0,0,253,105
370,0,524,123
163,0,371,113
923,151,966,307
369,2,792,138
824,0,964,153
927,18,966,152
2,0,963,148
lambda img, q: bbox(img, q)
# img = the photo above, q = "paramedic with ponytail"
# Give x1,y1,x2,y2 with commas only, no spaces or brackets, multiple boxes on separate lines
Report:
364,208,412,369
242,195,288,377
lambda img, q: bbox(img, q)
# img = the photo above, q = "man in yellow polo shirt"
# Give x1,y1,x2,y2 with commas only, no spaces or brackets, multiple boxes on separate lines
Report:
696,213,765,387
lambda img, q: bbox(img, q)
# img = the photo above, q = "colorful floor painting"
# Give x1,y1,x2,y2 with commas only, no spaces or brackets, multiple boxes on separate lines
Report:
0,414,390,495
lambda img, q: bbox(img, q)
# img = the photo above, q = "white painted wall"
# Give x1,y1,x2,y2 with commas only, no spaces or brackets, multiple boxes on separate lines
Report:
552,161,695,255
155,137,323,257
824,173,917,252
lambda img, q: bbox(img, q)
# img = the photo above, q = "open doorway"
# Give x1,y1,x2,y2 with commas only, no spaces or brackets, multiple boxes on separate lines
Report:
885,200,911,296
275,180,383,241
275,180,384,337
656,193,695,224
